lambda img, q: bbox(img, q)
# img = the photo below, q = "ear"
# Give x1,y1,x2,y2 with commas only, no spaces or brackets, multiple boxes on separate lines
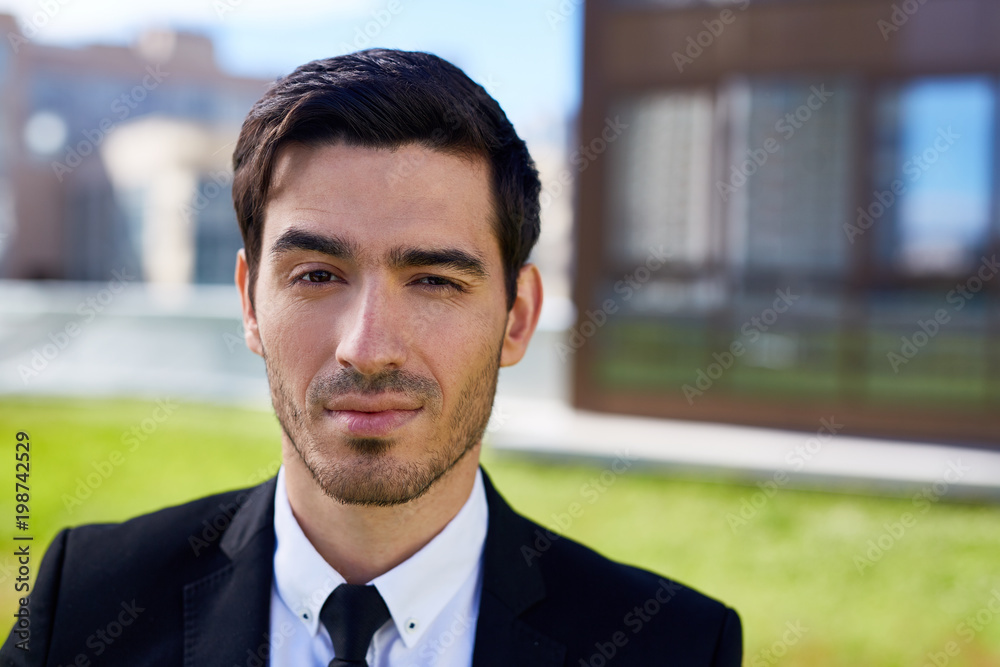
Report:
500,263,543,368
235,248,264,357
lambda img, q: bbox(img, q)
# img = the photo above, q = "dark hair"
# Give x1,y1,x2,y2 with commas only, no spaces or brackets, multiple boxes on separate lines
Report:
231,48,541,310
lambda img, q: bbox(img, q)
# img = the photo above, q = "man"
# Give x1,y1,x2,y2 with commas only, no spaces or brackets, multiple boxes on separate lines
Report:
2,49,741,666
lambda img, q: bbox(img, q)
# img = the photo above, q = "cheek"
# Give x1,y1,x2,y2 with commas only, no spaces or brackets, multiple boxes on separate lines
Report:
419,296,498,343
258,301,334,381
424,304,504,384
405,299,466,343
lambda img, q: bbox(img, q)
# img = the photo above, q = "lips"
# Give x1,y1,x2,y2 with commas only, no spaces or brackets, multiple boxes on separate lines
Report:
326,395,422,413
324,395,422,437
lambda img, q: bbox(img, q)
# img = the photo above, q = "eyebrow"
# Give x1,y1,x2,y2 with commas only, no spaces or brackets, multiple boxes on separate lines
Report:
387,246,488,279
269,227,488,279
270,228,360,262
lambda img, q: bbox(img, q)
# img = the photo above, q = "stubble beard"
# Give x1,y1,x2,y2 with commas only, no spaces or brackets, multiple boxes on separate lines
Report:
263,337,502,507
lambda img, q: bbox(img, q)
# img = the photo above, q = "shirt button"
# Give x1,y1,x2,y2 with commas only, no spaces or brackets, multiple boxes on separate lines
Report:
405,618,419,633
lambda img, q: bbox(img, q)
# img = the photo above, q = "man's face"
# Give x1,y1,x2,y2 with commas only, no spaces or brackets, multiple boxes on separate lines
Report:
239,141,526,506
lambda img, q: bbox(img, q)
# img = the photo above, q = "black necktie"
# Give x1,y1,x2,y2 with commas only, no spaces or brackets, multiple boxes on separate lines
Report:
319,583,391,667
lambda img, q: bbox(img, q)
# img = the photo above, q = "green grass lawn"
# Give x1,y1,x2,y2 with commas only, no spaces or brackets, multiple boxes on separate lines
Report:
2,396,999,665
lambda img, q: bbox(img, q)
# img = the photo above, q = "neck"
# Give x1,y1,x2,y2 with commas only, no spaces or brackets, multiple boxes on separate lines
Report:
281,440,481,584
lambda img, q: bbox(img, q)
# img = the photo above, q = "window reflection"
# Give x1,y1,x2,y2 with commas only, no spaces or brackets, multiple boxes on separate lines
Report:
876,77,995,275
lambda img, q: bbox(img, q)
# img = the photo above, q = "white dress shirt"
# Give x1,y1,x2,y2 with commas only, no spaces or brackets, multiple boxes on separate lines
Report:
268,465,488,667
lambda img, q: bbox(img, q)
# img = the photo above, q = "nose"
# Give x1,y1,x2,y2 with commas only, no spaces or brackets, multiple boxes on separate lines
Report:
334,279,407,377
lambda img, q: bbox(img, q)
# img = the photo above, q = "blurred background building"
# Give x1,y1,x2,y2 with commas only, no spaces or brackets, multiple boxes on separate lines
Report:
573,0,1000,446
0,15,268,283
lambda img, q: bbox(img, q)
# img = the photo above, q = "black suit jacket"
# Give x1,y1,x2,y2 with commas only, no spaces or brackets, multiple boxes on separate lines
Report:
1,468,741,666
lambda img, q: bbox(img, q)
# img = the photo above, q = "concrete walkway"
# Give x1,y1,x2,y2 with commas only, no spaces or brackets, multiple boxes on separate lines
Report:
485,396,1000,501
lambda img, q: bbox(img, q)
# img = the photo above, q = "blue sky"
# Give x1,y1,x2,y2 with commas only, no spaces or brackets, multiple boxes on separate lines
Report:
213,0,584,134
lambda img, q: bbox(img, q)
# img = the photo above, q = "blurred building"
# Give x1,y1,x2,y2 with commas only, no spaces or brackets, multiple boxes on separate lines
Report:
573,0,1000,445
0,15,270,283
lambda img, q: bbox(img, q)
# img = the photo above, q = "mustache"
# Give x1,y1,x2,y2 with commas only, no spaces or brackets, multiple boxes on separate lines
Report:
307,367,441,403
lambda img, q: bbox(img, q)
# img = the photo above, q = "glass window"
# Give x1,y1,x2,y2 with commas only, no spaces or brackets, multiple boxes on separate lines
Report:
724,78,856,279
606,89,715,268
872,76,995,275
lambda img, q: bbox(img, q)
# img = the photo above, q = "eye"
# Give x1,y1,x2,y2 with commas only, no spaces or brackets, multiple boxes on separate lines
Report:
297,270,336,283
413,275,465,292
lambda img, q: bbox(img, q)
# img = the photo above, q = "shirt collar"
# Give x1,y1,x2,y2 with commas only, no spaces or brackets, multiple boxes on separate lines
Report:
272,465,488,648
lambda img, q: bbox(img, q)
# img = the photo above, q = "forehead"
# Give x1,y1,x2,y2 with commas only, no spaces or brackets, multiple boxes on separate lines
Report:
262,142,498,264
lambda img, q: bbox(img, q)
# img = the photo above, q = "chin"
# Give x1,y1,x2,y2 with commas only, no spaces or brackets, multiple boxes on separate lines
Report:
303,442,457,508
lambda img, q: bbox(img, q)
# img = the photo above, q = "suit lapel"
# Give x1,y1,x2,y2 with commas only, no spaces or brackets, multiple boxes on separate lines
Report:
183,478,277,667
472,469,566,667
178,470,567,666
